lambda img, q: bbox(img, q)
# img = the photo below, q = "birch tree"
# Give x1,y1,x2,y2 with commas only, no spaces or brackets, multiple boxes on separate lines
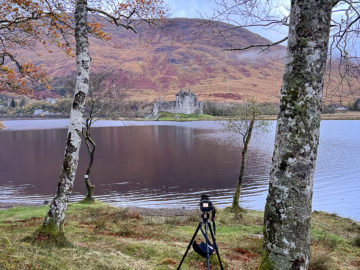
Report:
223,99,269,210
38,0,91,237
260,1,333,268
35,0,165,240
81,72,127,202
211,0,359,269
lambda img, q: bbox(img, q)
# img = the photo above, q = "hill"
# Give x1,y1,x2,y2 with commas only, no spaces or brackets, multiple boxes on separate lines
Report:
13,18,355,104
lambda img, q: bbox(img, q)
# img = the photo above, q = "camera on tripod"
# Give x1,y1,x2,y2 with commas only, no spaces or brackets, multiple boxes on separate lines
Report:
200,194,213,213
177,194,223,270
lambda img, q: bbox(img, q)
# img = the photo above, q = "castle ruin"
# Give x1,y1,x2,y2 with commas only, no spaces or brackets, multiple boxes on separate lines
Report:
152,89,203,116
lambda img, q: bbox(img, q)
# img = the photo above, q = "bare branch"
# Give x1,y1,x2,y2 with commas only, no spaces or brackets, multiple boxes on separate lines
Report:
0,52,25,75
87,7,137,33
224,36,288,52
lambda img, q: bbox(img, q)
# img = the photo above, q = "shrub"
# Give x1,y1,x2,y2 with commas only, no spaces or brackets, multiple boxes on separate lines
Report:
353,98,360,111
23,100,57,114
203,101,278,116
55,98,73,115
354,234,360,247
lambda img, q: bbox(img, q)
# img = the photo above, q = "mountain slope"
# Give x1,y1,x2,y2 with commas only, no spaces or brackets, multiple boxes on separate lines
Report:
13,18,290,103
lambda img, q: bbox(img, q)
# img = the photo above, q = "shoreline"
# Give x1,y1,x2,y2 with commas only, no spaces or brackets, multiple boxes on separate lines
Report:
0,201,358,221
1,112,360,131
0,202,198,218
1,201,358,222
1,111,360,122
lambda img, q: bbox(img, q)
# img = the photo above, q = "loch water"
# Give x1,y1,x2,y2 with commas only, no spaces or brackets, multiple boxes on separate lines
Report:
0,120,359,221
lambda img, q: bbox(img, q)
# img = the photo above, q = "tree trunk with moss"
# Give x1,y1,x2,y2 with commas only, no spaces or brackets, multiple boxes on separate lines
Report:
260,0,332,269
232,115,255,209
40,0,90,233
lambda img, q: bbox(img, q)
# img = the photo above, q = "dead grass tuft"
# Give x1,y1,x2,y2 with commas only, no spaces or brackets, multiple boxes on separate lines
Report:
233,236,263,255
309,252,335,270
160,258,177,265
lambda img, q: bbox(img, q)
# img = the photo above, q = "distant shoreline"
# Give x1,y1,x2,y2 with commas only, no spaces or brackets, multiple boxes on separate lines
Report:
1,112,360,131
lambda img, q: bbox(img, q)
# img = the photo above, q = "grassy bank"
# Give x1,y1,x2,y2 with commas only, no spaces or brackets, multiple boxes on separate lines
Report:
156,112,216,121
0,202,359,270
2,111,360,123
258,111,360,121
153,111,360,121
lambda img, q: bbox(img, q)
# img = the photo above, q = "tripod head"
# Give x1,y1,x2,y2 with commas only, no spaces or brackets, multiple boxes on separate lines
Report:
199,194,216,222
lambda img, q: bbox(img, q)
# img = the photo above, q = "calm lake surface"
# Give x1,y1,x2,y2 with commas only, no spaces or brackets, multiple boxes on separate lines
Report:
0,120,359,221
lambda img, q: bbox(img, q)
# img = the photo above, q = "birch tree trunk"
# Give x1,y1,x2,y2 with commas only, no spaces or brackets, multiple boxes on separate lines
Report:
82,117,96,202
260,0,332,269
232,115,255,209
41,0,90,233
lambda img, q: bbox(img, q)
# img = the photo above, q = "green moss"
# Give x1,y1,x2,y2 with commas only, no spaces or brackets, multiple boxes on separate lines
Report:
24,222,71,248
299,37,308,47
259,249,273,270
78,197,96,204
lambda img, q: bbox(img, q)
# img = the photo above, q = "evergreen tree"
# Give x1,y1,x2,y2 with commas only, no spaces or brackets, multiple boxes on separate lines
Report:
10,98,16,108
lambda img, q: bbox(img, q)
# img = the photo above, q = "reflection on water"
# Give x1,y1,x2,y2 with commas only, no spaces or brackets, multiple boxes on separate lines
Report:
0,121,359,221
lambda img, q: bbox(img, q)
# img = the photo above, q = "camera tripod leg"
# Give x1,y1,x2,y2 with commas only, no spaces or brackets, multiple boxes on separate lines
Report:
177,222,202,270
205,222,210,270
209,223,224,270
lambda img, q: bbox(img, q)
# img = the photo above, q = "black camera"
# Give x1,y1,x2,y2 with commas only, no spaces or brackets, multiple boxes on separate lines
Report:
200,194,213,213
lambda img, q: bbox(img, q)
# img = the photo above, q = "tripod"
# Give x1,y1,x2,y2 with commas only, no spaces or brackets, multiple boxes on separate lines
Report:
177,211,224,270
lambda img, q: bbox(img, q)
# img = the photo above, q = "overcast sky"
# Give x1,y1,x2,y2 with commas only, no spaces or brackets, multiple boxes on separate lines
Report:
164,0,360,56
164,0,289,43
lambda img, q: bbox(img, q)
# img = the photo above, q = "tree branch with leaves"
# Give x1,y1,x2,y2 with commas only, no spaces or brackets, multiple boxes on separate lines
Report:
0,0,73,93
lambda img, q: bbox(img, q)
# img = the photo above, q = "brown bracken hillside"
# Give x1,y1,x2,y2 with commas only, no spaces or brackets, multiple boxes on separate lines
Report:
15,18,355,103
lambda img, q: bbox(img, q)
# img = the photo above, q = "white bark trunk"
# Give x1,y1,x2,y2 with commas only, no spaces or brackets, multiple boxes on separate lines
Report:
42,0,90,231
260,0,333,269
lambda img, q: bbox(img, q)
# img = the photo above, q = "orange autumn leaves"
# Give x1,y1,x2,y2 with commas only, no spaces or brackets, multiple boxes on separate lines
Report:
0,0,166,94
0,0,72,93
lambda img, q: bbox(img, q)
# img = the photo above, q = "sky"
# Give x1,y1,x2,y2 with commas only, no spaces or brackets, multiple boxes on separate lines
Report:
164,0,289,44
165,0,360,56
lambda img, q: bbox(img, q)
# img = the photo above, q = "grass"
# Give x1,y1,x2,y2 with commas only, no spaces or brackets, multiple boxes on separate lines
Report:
0,203,359,270
157,112,215,121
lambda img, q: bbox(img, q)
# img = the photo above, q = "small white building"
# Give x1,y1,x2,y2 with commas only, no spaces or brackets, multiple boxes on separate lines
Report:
334,106,348,112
